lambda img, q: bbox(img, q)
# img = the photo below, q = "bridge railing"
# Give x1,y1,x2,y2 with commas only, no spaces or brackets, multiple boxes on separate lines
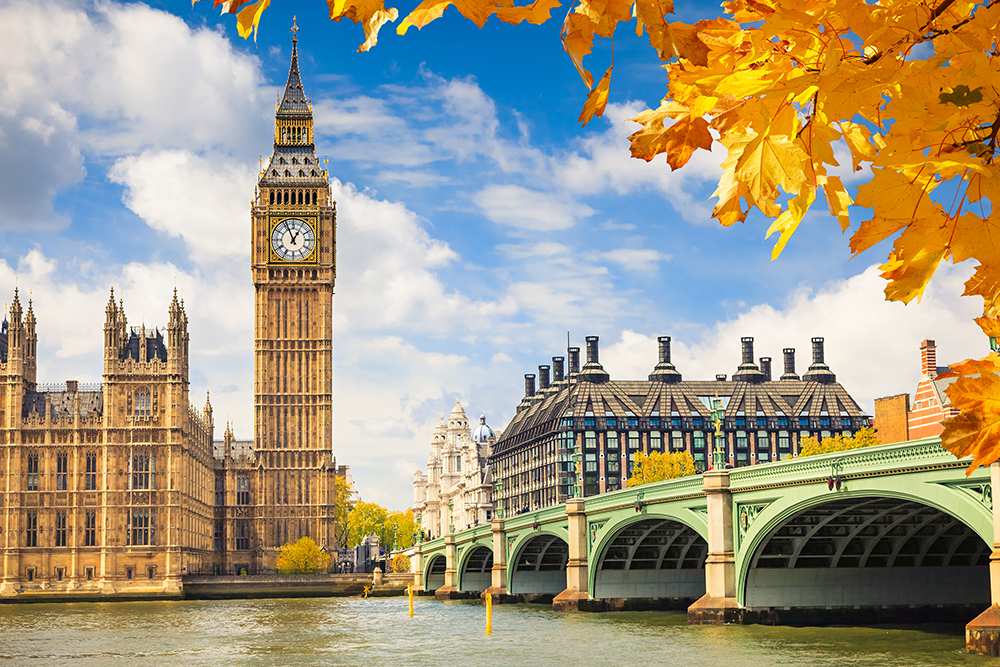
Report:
727,436,970,491
584,474,705,514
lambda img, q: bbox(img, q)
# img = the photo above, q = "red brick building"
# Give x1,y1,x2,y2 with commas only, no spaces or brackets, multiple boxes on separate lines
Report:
874,339,960,443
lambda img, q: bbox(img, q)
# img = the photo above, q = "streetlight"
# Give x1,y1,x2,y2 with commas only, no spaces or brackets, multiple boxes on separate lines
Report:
495,480,504,519
710,396,726,470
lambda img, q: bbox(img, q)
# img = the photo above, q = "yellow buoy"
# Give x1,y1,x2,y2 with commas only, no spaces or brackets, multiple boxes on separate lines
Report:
485,592,493,634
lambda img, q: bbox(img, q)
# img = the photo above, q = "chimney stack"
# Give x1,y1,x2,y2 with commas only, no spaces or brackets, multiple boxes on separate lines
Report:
649,335,682,383
524,374,536,397
581,336,610,383
781,348,799,380
920,339,937,379
733,336,765,383
538,365,551,390
568,347,580,375
759,357,772,382
552,356,565,383
802,337,836,383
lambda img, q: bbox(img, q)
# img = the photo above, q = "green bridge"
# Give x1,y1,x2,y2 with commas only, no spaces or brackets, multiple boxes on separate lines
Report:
410,437,1000,649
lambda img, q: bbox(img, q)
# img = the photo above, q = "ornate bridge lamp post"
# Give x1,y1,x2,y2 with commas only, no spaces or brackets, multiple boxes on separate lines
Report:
448,499,455,534
415,510,423,544
494,480,504,520
710,396,727,470
573,447,583,498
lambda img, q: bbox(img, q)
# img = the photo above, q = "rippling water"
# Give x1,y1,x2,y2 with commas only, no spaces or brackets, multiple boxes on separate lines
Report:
0,597,997,666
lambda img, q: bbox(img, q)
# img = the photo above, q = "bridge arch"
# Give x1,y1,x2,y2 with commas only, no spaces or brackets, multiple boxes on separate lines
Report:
508,531,569,595
424,553,446,591
589,513,708,602
737,486,992,612
457,544,493,592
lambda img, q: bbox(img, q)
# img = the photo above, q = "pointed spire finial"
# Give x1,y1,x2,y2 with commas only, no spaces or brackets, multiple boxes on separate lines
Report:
291,16,299,41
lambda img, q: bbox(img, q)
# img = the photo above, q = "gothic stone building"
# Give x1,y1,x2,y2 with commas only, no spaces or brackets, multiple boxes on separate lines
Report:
412,402,496,540
0,29,341,597
490,335,872,517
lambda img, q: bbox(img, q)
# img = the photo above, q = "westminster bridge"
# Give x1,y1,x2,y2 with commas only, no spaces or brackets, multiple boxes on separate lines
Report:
410,437,1000,650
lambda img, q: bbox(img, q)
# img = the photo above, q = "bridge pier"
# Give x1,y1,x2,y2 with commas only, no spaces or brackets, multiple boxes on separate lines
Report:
553,498,590,611
410,543,424,593
482,517,511,603
967,462,1000,655
434,534,458,601
688,469,741,624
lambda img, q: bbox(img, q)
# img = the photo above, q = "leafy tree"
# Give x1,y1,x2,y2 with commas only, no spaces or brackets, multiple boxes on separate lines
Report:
199,0,1000,473
334,475,355,548
275,536,331,574
343,500,389,549
385,509,418,551
627,450,695,487
390,553,412,573
797,427,881,458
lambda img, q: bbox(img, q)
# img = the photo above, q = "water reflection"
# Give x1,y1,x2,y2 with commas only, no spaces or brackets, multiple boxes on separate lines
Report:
0,598,996,666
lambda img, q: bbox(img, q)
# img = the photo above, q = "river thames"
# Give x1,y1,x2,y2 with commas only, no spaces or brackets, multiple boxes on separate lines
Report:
1,597,997,666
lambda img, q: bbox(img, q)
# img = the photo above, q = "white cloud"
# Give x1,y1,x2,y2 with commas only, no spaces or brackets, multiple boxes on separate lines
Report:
473,184,596,231
0,0,269,230
109,150,256,263
554,103,726,223
602,248,672,271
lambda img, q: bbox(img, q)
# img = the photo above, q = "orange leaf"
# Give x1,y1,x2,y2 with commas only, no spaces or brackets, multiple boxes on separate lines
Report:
579,66,613,127
330,0,400,51
823,175,852,232
941,355,1000,475
236,0,271,41
495,0,563,25
627,110,712,169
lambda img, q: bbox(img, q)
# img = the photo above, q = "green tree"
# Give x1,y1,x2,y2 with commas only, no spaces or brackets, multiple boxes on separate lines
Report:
334,475,355,548
384,509,418,551
798,427,881,458
275,536,331,574
627,450,695,487
390,553,412,574
344,500,389,548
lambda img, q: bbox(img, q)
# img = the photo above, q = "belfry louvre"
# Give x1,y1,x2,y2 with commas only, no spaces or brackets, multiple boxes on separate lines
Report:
489,335,871,516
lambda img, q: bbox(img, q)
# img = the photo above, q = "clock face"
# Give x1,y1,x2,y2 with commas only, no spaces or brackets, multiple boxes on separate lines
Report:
271,218,316,262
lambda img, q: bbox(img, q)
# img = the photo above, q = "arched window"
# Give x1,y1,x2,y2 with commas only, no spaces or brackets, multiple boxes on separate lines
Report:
299,170,305,177
269,190,275,204
135,387,151,417
304,157,310,165
312,190,317,204
291,157,297,165
272,170,277,176
281,127,287,142
279,157,285,165
311,170,316,177
284,169,291,177
304,128,309,142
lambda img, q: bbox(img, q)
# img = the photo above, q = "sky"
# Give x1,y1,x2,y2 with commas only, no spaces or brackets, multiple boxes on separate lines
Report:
0,0,987,511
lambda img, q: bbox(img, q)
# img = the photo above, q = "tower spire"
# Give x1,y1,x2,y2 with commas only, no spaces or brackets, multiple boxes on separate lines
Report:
278,18,308,115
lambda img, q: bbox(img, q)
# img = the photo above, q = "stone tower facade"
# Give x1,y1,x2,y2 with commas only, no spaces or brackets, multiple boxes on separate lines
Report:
249,24,338,561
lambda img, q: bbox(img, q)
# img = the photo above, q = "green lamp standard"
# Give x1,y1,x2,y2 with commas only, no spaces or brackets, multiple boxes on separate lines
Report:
415,510,423,544
495,480,504,520
710,396,727,470
573,446,584,498
448,499,455,534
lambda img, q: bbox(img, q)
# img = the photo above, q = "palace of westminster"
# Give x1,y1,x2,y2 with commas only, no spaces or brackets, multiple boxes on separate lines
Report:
0,29,341,596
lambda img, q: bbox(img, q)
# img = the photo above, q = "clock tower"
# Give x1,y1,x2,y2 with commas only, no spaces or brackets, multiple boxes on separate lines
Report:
251,21,338,558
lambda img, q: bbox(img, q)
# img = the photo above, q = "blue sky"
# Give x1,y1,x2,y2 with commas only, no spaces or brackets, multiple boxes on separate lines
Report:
0,0,987,510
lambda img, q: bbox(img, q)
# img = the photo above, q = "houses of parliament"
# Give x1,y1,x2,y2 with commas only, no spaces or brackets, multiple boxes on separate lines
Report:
0,28,340,597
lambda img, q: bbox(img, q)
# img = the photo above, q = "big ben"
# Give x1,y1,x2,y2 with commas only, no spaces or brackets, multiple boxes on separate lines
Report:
251,21,338,559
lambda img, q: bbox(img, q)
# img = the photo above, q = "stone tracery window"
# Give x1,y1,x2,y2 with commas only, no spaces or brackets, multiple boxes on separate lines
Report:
135,387,150,417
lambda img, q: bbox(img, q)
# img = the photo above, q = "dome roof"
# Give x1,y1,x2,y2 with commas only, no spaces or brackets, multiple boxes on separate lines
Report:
471,414,494,443
450,399,467,418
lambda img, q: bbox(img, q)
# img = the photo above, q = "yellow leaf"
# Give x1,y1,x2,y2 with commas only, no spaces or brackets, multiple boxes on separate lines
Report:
940,355,1000,475
823,175,852,232
495,0,563,25
579,66,612,127
734,131,806,207
765,187,814,259
328,0,400,51
236,0,270,40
